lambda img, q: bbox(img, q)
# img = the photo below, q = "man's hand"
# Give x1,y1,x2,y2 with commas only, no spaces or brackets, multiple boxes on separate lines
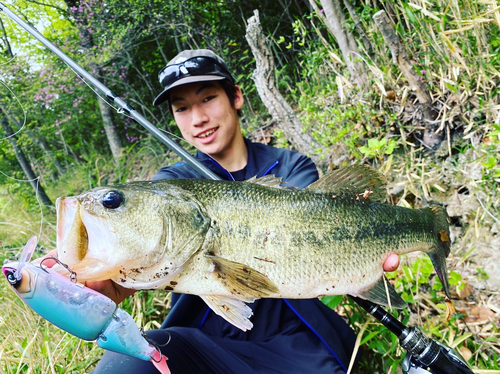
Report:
32,248,58,266
84,279,136,305
383,254,400,272
33,249,136,305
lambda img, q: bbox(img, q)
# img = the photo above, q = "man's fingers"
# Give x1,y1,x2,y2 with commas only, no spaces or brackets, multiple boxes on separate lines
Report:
32,249,58,268
85,279,136,305
383,254,400,272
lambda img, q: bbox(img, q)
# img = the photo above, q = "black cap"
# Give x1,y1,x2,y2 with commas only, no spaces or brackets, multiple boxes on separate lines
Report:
153,49,234,106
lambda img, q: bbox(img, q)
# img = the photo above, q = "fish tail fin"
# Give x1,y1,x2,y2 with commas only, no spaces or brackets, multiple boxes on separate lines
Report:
427,205,452,299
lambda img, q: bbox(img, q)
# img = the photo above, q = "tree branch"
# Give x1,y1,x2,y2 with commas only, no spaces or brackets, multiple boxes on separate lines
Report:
24,0,68,13
245,10,322,167
373,10,443,150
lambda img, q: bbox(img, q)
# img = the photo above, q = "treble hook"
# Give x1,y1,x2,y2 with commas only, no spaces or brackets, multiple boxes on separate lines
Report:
40,255,78,283
142,328,172,349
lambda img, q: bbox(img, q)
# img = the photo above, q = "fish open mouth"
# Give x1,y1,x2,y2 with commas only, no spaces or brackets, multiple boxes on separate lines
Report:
55,196,122,282
57,197,88,265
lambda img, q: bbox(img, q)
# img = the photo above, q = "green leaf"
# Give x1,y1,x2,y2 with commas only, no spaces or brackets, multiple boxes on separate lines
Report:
403,3,418,24
321,295,344,309
385,140,397,155
477,268,489,280
359,146,372,155
449,270,462,286
445,82,457,93
482,156,497,169
368,138,380,149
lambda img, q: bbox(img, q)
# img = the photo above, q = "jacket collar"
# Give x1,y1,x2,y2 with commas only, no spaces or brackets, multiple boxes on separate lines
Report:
194,138,279,181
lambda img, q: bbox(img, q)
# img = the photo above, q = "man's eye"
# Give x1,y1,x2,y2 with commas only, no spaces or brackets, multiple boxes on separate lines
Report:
203,95,216,102
175,106,187,113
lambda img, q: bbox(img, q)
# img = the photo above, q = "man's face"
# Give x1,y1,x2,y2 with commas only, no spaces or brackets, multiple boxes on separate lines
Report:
169,81,243,158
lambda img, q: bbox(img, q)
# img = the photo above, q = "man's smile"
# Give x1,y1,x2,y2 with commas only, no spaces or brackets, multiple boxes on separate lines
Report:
196,127,219,139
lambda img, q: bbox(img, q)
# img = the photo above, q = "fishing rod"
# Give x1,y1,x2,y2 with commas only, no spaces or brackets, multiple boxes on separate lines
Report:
0,3,474,374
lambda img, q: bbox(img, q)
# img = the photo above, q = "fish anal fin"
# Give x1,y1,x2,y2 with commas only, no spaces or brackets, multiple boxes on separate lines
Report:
200,295,253,331
307,164,388,203
205,253,279,299
357,276,407,309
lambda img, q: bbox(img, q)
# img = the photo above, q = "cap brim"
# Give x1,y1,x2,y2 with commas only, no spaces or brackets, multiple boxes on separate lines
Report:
153,75,227,106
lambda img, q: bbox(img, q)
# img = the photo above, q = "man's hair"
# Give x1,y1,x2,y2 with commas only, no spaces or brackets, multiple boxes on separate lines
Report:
168,79,242,117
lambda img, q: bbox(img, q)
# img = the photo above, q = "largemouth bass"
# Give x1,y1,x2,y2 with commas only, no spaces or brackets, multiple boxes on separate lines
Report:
56,165,451,331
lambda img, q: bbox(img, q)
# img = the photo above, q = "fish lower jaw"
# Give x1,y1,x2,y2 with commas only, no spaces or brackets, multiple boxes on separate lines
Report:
53,257,122,282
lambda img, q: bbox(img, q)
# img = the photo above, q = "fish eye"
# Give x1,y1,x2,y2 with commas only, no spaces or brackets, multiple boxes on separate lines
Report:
102,190,123,209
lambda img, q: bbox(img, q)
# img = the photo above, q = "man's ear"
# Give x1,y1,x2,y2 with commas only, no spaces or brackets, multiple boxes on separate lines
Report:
234,85,244,110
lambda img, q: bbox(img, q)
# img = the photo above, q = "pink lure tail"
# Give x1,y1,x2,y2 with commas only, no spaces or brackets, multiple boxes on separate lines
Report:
151,351,171,374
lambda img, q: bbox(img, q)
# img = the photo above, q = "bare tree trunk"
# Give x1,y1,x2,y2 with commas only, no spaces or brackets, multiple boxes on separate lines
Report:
29,129,65,178
0,103,65,178
0,15,53,207
311,0,368,87
1,114,53,207
343,0,373,57
97,96,122,160
245,10,322,167
65,0,123,162
373,10,442,150
0,17,13,57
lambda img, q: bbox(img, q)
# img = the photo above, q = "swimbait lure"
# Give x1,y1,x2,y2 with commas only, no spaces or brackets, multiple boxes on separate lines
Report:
2,236,170,374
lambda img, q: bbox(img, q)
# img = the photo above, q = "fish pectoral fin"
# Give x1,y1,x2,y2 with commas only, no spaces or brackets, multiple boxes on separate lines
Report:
200,295,254,331
205,253,279,299
357,276,407,309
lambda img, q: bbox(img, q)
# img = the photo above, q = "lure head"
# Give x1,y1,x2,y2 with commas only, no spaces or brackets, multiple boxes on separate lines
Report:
2,264,19,287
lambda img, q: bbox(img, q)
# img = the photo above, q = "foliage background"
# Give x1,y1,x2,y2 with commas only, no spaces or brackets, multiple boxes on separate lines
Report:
0,0,499,372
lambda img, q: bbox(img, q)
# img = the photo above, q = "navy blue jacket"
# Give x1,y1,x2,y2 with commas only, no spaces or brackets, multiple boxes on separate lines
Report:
152,138,356,372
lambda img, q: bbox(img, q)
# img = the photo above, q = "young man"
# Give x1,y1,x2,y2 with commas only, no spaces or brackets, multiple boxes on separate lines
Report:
92,49,399,373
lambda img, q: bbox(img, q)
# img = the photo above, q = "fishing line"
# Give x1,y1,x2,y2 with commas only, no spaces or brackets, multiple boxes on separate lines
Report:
64,61,202,159
0,22,43,251
64,62,125,115
0,170,44,254
0,78,27,140
64,59,189,151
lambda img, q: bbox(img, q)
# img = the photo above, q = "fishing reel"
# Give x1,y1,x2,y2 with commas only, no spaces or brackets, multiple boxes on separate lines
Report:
400,328,474,374
351,296,474,374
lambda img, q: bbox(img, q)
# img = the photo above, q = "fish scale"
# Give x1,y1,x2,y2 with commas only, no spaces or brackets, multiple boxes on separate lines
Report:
145,178,443,299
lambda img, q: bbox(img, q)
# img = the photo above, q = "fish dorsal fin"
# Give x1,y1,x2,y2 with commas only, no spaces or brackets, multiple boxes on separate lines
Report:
200,295,254,331
307,164,388,203
246,175,284,188
357,276,407,309
205,253,279,299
